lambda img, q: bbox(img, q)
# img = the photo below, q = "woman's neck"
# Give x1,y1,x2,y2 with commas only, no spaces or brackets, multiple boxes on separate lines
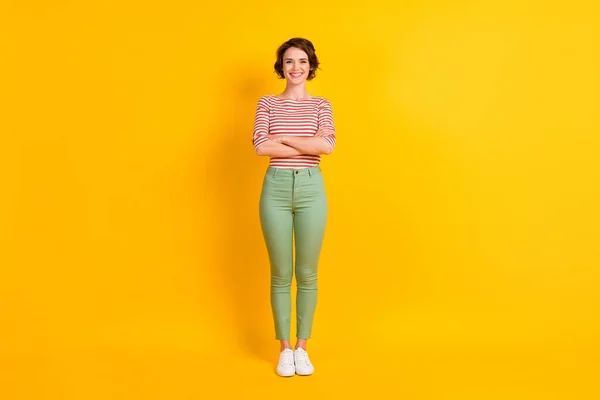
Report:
279,86,311,100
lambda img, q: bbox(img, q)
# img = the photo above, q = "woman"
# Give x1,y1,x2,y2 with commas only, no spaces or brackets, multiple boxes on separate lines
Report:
252,37,336,377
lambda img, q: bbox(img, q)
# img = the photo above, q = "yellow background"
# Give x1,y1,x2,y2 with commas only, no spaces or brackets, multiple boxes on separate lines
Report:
1,0,599,398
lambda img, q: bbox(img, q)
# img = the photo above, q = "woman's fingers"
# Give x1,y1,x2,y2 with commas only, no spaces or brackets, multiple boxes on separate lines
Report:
315,128,335,137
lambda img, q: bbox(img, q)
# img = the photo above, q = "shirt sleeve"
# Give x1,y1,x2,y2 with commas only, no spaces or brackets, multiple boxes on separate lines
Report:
318,98,336,152
252,96,270,150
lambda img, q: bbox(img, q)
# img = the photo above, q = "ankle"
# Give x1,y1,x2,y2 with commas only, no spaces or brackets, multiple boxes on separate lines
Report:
280,340,292,352
295,339,308,351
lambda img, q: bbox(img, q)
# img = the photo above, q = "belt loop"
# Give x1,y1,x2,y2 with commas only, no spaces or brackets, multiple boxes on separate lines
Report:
273,168,278,177
308,168,312,177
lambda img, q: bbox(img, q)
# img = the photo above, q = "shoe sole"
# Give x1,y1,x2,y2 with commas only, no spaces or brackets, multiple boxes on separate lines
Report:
276,370,295,377
275,370,296,378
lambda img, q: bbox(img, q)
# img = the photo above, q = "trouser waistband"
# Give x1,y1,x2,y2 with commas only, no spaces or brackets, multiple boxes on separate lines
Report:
267,166,321,177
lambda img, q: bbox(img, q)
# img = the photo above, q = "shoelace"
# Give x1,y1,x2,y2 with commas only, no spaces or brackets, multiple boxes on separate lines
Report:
280,350,294,366
295,350,311,367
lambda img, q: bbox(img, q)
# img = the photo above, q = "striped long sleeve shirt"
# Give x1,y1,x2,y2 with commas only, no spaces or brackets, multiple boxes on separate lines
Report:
252,95,336,169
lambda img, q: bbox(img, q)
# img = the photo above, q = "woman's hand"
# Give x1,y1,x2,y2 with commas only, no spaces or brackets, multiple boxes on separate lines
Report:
267,134,284,143
315,127,335,137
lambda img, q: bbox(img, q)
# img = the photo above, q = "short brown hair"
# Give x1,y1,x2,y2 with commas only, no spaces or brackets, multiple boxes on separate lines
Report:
274,38,320,80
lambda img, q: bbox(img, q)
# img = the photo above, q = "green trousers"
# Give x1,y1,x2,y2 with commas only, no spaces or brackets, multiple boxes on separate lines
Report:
259,166,328,340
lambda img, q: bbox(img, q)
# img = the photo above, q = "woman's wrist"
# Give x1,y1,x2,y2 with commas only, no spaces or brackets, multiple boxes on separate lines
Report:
267,134,286,144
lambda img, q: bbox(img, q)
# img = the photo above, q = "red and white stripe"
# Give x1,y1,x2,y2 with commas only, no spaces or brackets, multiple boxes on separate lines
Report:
252,95,336,169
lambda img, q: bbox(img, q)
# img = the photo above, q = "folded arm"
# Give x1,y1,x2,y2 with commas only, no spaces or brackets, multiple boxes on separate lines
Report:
255,141,304,157
277,136,333,155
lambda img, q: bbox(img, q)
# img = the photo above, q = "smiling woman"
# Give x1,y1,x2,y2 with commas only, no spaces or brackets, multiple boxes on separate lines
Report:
251,37,337,377
274,38,320,81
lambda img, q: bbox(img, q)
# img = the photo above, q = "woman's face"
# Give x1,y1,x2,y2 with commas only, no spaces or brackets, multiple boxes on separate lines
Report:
282,47,310,85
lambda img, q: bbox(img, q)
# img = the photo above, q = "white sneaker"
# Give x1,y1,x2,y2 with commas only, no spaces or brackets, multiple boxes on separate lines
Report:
293,348,314,376
276,349,295,377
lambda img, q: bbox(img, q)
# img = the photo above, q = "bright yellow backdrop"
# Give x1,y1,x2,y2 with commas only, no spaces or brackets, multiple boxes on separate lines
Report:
1,0,599,399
